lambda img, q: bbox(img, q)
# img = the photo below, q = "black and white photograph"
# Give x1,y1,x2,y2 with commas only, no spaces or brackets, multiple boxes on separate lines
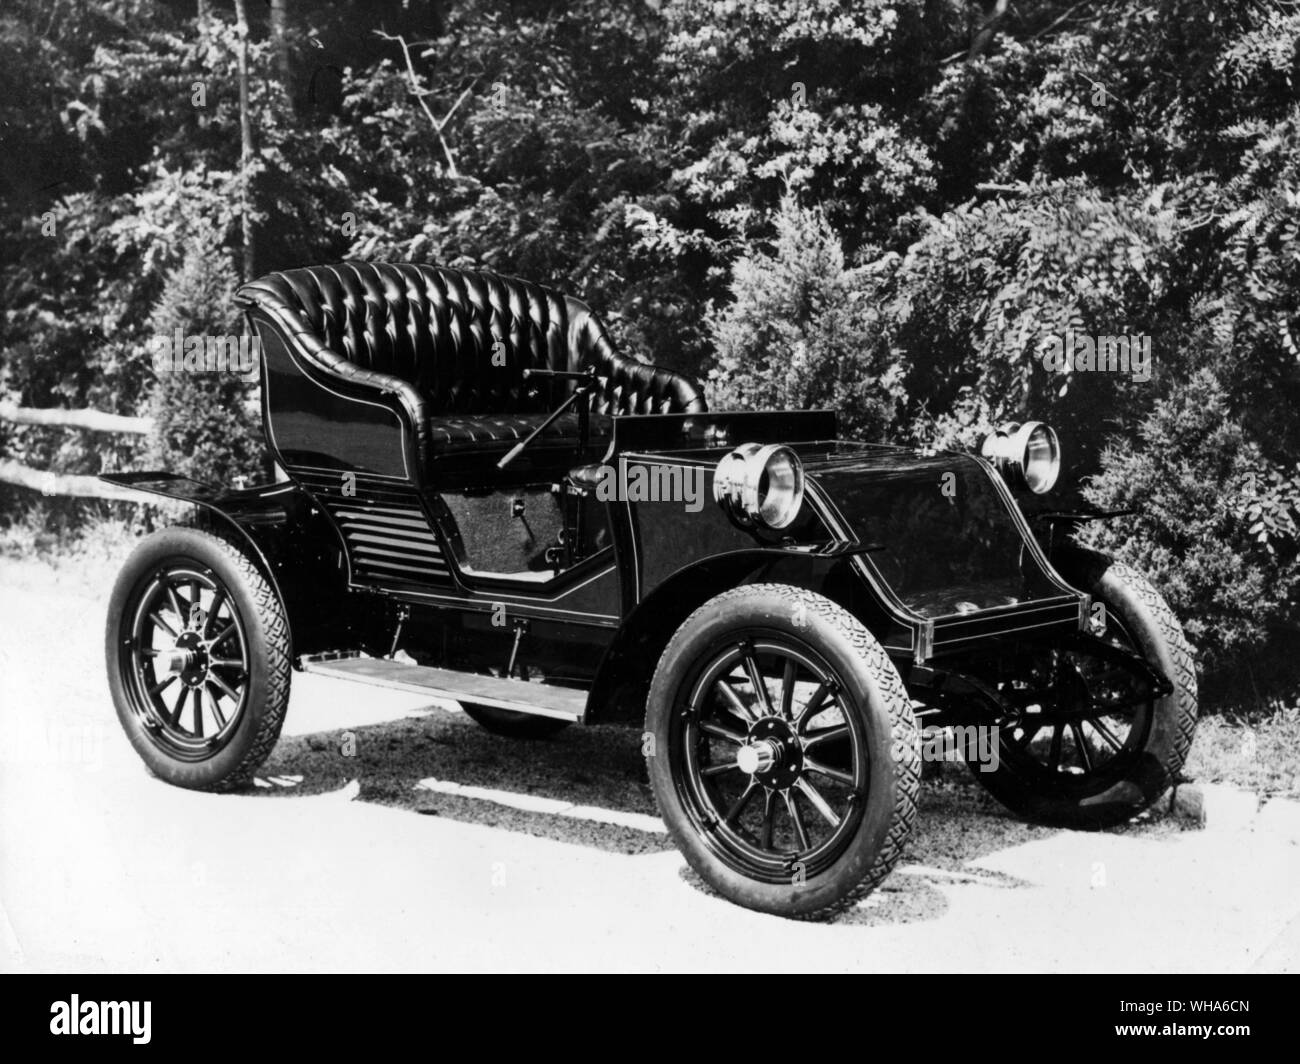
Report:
0,0,1295,1006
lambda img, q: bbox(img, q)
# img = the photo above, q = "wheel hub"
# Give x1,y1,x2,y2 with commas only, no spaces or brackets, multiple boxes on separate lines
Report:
741,716,803,788
736,739,779,775
168,631,210,688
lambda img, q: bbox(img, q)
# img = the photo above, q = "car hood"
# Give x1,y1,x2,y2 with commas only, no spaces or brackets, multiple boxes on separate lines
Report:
799,445,1069,619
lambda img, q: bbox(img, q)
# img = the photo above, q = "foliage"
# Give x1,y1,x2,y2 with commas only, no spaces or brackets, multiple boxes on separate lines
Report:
4,0,1300,691
1081,371,1300,668
708,192,904,440
144,225,264,487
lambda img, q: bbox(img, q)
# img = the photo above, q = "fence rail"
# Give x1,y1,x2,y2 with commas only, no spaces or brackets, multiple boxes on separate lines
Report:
0,459,152,501
0,401,153,436
0,400,154,501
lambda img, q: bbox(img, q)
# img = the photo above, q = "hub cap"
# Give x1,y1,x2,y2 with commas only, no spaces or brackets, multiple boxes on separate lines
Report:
736,739,779,777
740,717,804,787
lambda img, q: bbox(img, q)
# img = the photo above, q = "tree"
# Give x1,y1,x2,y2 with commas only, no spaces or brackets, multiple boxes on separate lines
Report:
6,0,1300,693
1081,370,1300,670
269,0,292,91
145,225,264,487
707,193,905,440
232,0,257,279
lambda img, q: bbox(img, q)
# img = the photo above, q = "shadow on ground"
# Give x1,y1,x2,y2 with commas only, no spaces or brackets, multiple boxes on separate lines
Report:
251,701,1191,926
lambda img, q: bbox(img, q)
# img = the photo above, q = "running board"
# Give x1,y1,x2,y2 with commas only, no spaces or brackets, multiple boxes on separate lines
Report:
299,655,586,722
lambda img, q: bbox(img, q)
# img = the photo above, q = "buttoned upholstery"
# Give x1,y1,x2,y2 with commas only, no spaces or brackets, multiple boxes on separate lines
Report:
428,413,610,453
236,261,705,474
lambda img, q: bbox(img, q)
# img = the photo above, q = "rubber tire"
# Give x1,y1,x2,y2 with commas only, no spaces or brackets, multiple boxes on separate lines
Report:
460,702,572,739
105,526,291,791
971,556,1198,828
645,584,920,920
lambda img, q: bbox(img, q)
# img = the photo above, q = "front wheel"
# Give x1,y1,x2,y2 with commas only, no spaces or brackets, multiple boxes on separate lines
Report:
969,555,1198,828
645,584,919,920
105,526,291,790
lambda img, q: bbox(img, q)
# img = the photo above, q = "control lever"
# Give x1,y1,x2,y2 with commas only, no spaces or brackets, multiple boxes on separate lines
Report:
496,366,597,471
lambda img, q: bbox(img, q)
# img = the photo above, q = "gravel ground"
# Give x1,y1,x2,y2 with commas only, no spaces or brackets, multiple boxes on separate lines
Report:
2,566,1299,972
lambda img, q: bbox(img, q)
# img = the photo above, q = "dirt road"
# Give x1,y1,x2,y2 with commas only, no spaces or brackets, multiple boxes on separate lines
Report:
3,578,1298,972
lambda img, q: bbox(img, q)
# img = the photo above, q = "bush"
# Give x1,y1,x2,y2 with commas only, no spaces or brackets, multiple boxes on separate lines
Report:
1080,370,1300,674
706,193,905,440
144,228,264,487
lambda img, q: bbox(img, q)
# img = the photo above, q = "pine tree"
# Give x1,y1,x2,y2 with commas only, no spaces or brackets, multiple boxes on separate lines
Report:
706,193,905,441
145,226,265,487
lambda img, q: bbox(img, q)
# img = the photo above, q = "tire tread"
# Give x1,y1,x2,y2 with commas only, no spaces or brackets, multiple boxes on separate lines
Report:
203,529,291,790
1107,561,1198,787
109,526,291,792
647,583,919,920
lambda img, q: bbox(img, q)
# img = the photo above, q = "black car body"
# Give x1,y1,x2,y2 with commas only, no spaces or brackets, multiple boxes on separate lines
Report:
103,262,1197,918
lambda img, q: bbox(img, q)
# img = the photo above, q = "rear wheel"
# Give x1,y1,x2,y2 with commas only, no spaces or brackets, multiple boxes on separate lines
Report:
105,526,290,790
645,584,919,919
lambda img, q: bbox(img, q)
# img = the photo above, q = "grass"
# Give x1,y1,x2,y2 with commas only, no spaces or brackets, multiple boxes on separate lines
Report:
1184,707,1300,799
0,507,152,597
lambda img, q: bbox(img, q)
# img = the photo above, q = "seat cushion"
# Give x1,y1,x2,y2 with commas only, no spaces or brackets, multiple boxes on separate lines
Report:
237,262,708,423
427,413,611,456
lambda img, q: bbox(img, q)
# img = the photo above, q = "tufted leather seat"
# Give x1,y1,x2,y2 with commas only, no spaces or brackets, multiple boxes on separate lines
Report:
429,412,611,453
236,261,705,476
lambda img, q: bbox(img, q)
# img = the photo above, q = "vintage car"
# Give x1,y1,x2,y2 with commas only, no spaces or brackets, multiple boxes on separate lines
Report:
103,261,1197,919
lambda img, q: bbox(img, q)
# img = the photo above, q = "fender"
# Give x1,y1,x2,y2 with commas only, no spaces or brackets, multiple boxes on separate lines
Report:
1040,538,1116,591
99,472,350,657
1027,508,1133,589
584,545,902,724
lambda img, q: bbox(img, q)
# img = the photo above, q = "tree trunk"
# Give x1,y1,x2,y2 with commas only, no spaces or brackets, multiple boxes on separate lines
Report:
269,0,292,95
233,0,256,281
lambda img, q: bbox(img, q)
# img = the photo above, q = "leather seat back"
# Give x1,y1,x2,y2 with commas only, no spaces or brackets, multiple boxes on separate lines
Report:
239,261,706,416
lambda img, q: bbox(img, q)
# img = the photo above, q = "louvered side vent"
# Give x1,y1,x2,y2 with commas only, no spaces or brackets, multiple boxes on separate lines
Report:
291,469,451,586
